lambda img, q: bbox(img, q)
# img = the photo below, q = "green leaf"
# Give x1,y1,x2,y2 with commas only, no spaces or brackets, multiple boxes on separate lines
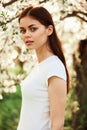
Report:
60,10,66,14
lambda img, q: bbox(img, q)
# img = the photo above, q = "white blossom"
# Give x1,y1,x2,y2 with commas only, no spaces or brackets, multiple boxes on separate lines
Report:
0,0,87,97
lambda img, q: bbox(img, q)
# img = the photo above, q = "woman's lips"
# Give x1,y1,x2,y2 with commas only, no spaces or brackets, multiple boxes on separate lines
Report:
25,40,33,45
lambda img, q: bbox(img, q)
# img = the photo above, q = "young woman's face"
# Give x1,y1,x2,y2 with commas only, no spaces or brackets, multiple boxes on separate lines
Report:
19,16,53,50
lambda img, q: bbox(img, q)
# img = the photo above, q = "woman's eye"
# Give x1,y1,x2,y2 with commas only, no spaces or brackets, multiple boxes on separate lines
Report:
30,27,37,32
20,29,26,34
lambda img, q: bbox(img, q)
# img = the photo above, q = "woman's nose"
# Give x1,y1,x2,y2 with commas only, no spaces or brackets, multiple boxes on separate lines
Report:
25,30,31,37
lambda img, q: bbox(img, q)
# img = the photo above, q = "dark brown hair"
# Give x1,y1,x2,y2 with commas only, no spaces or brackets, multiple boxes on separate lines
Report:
18,5,69,93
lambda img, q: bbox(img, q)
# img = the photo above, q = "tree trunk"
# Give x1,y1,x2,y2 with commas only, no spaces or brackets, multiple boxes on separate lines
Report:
72,39,87,130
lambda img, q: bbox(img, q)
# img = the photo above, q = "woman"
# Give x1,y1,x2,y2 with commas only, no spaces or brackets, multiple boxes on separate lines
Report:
17,5,69,130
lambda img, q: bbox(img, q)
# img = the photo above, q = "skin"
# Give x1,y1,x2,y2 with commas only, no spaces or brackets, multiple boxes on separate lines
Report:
19,16,67,130
48,77,67,130
19,16,53,62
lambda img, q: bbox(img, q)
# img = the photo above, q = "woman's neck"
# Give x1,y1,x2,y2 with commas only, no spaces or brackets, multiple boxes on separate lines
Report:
36,45,53,63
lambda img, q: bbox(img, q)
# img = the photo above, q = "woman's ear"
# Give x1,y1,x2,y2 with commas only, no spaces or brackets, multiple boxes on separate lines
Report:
47,25,53,36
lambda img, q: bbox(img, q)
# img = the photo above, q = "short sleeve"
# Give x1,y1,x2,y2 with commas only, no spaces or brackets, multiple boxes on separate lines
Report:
47,58,67,81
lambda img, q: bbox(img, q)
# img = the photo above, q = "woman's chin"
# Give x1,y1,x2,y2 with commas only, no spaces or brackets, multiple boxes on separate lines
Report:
26,46,35,50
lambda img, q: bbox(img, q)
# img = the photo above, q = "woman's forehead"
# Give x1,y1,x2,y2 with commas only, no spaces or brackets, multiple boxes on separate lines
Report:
19,16,42,27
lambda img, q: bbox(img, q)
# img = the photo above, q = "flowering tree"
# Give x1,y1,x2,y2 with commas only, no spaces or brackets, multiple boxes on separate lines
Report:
0,0,38,98
0,0,65,98
0,0,87,129
0,0,87,98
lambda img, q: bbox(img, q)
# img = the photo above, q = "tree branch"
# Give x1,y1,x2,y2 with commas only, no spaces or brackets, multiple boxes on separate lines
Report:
39,0,49,4
7,14,19,23
60,11,87,22
76,14,87,23
2,0,18,8
0,14,19,27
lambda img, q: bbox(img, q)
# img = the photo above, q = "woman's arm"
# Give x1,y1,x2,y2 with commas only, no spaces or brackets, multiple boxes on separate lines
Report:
48,76,67,130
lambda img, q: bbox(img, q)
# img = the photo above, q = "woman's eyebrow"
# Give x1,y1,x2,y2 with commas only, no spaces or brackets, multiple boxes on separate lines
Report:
28,24,36,28
20,24,36,29
20,27,24,29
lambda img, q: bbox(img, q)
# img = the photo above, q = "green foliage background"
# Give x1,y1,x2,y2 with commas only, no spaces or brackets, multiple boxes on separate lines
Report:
0,85,22,130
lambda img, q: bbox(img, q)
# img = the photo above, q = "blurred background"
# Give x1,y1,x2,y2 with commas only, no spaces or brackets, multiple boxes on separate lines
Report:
0,0,87,130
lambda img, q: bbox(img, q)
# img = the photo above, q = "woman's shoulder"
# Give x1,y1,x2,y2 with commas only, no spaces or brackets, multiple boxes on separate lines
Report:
46,55,64,68
45,55,67,81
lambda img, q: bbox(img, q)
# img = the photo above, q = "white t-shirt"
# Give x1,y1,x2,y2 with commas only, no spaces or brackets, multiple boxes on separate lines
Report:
17,55,67,130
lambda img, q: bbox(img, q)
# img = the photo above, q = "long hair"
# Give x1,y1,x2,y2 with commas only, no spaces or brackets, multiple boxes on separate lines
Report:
18,5,69,93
